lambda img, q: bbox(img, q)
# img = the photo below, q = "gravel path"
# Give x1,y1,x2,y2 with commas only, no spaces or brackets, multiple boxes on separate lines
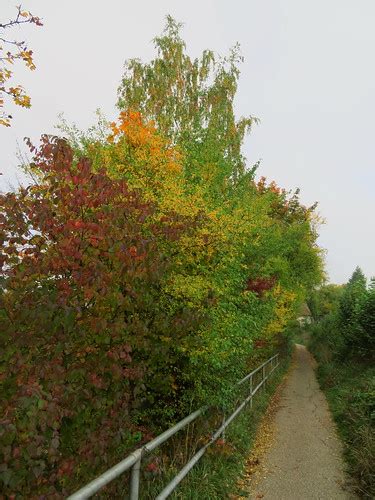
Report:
248,344,355,500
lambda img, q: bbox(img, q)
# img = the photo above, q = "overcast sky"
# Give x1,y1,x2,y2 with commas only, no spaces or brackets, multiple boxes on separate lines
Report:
1,0,374,284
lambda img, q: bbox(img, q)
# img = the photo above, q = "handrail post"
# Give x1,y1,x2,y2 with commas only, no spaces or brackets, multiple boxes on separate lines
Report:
262,364,266,391
250,374,253,408
130,457,141,500
221,410,226,441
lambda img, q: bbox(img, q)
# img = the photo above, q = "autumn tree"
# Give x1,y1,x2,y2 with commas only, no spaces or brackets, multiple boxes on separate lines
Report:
0,5,42,126
0,130,209,495
119,17,323,388
82,16,323,381
117,16,258,201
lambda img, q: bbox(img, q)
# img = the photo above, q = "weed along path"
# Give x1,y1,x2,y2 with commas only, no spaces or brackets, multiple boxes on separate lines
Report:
246,344,355,500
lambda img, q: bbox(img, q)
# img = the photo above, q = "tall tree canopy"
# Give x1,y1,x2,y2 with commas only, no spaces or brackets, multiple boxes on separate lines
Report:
117,16,258,201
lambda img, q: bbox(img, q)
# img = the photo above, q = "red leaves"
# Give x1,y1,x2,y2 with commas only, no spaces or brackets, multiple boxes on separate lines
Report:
128,245,137,257
90,373,105,389
254,339,269,349
57,459,74,478
145,461,160,474
107,344,132,363
1,134,202,496
69,219,85,229
246,276,277,297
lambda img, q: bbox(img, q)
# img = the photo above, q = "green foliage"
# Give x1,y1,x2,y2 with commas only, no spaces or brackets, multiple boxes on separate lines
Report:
309,267,375,497
338,267,367,353
360,282,375,345
142,359,289,500
309,267,375,359
307,283,343,320
116,15,323,370
314,362,375,498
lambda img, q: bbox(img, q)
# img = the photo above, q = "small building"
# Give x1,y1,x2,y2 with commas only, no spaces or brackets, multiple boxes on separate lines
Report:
297,303,313,327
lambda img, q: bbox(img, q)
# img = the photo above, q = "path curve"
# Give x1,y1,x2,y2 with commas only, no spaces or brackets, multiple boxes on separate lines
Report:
248,344,355,500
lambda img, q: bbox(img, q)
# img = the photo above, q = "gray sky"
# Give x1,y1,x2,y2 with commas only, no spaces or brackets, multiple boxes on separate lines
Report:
1,0,374,284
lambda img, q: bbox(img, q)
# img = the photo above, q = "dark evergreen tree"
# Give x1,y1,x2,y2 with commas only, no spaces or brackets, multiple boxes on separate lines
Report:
339,267,368,355
359,277,375,356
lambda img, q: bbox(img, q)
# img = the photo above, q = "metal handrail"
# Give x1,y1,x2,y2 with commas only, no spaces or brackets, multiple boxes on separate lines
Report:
68,353,280,500
238,353,279,385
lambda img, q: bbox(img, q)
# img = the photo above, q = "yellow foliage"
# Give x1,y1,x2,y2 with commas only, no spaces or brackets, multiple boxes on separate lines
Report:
264,285,297,339
102,111,194,214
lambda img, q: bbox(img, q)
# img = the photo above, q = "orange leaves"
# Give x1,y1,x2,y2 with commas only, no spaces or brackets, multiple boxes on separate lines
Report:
101,111,208,227
109,110,183,176
17,8,43,26
109,110,151,146
256,176,282,196
13,92,31,108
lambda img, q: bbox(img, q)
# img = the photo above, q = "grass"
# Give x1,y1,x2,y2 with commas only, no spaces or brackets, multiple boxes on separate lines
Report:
312,353,375,498
138,359,289,499
93,356,290,499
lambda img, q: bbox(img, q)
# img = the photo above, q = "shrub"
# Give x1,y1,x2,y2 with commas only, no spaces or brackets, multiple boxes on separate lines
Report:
0,135,206,495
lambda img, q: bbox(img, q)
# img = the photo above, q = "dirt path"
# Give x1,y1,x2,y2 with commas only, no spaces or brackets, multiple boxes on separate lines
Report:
247,344,355,500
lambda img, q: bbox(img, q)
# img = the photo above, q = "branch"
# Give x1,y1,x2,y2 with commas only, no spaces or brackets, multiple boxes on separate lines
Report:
0,37,25,47
0,6,43,31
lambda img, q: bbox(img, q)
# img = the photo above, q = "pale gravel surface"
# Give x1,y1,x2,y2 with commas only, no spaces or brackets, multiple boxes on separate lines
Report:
248,344,356,500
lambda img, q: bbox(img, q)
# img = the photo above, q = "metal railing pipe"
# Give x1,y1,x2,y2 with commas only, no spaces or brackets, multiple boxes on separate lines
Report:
144,406,208,453
67,448,143,500
250,378,265,398
68,353,280,500
156,384,259,500
238,354,278,385
67,408,208,500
